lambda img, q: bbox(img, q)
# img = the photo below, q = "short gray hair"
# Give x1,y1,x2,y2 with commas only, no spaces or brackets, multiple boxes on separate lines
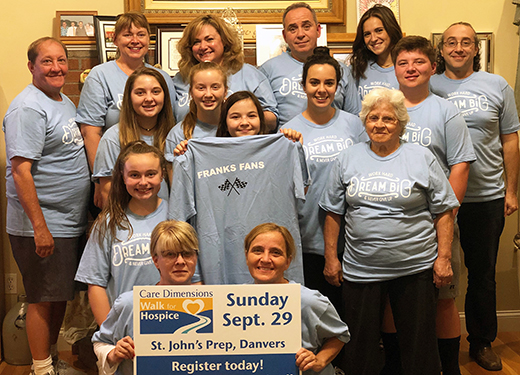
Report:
359,88,409,137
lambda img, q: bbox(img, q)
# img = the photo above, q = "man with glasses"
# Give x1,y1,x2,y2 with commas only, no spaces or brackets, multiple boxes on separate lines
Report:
431,22,520,371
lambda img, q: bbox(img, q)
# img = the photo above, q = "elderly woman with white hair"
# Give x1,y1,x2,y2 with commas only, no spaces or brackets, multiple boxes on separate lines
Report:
319,88,459,375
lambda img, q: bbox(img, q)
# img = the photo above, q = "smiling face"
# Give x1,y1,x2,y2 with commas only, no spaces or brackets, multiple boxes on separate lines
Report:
153,245,197,285
191,24,225,64
441,24,478,78
190,69,227,114
246,231,291,284
130,74,164,123
363,17,392,60
114,23,150,62
303,63,337,110
282,7,321,62
123,153,163,201
226,98,261,137
394,49,435,91
28,40,68,100
365,101,401,148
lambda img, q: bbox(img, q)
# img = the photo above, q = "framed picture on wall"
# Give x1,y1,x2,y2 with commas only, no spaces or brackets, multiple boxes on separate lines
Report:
94,16,118,64
156,26,185,77
56,11,98,44
431,32,494,73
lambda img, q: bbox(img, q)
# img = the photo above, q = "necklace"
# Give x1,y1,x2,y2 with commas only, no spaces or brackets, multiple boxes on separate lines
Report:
139,124,156,132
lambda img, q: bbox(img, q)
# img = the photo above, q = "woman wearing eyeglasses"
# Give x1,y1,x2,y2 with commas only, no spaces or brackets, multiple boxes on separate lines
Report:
319,88,459,375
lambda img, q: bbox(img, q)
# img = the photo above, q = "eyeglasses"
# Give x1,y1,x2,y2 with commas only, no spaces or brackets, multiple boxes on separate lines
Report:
443,38,475,49
161,249,198,259
366,115,398,125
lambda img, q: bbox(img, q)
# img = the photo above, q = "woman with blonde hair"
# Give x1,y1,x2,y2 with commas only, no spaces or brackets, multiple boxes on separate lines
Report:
173,14,278,130
165,62,227,161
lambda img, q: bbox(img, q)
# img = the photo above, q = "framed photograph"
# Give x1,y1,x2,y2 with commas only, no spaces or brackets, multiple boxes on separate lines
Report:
156,26,185,77
431,32,494,73
94,16,118,64
56,11,97,44
125,0,345,24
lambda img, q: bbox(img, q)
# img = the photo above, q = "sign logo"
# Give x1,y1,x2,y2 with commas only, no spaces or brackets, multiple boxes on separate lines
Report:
140,296,213,334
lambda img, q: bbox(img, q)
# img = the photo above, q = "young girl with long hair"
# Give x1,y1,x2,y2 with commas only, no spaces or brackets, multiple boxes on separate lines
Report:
93,67,174,207
76,141,168,325
165,62,227,161
350,4,403,100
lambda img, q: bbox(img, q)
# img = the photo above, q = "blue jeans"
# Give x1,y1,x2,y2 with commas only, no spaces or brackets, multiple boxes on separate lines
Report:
457,198,505,347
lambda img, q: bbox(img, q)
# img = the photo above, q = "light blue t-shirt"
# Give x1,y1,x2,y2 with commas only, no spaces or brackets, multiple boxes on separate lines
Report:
75,201,166,305
164,119,218,162
76,61,177,131
259,52,361,126
353,62,399,101
298,283,350,375
319,142,459,282
430,71,520,202
282,110,367,256
4,84,90,237
92,291,134,375
402,93,476,178
173,64,278,122
169,134,309,285
92,125,169,201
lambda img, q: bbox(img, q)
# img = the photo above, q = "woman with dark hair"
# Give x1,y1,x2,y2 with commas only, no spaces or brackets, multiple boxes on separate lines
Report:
282,47,366,310
93,67,174,206
349,5,402,100
76,11,176,207
173,14,278,130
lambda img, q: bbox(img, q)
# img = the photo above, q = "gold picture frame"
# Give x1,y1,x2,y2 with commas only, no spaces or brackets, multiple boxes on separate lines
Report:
124,0,345,24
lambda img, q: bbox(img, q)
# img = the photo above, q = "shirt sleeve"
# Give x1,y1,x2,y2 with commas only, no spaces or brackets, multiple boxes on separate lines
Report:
426,157,460,214
168,155,197,221
445,112,476,167
93,128,121,179
5,106,47,161
246,66,279,118
319,157,347,215
76,69,112,128
339,65,362,116
75,225,112,287
499,82,520,135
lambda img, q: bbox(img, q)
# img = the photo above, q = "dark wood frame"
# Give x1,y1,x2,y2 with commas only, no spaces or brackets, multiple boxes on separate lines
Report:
55,11,98,45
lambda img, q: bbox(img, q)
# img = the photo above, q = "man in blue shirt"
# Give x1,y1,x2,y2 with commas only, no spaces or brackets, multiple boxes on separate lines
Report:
431,22,520,372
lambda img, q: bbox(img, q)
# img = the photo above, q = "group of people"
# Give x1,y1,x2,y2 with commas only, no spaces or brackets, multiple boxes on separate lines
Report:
3,2,519,375
61,20,93,37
